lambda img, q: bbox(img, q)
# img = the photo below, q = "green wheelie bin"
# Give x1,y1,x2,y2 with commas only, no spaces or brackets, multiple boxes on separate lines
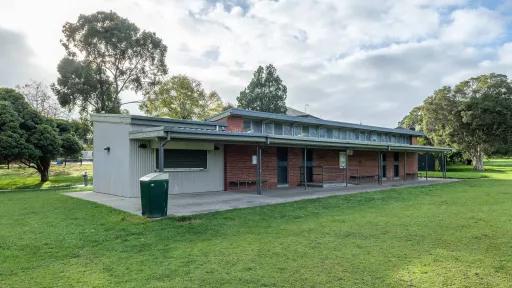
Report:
139,173,169,218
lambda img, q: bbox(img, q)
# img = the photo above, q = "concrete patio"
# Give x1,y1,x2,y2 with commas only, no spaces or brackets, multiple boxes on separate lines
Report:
66,178,457,217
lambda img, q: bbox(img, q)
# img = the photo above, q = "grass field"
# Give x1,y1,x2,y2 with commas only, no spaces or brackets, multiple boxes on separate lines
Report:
1,160,511,287
0,163,93,190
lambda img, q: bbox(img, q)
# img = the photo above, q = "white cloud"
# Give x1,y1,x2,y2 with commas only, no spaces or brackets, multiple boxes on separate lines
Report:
0,0,511,127
441,8,505,44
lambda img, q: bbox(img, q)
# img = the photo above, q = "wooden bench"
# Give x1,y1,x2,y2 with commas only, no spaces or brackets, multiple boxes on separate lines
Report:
349,175,378,185
406,172,418,180
229,179,268,190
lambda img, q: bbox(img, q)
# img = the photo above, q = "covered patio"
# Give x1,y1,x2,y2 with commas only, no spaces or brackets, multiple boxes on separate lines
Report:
67,178,457,217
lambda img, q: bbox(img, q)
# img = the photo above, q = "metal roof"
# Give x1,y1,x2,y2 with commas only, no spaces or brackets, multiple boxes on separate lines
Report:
91,113,226,130
208,108,424,136
129,126,450,153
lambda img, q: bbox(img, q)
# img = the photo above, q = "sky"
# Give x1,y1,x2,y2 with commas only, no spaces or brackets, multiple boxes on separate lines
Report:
0,0,511,127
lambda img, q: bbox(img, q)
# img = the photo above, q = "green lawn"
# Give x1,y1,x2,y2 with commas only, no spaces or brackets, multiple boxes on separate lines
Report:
0,163,93,190
1,160,512,287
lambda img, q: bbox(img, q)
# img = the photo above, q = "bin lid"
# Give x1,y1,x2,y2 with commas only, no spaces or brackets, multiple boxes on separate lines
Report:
140,172,169,181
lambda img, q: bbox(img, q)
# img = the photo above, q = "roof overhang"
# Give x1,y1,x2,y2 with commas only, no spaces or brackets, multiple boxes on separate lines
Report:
129,126,451,153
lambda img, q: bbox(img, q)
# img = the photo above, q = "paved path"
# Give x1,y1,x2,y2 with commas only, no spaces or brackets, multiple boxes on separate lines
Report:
65,178,458,217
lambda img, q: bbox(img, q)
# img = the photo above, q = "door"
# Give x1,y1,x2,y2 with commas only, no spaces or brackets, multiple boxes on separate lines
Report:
381,153,387,179
393,152,400,178
304,149,314,183
277,147,288,185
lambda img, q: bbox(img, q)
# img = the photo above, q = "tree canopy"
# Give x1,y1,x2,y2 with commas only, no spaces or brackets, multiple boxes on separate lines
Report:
140,75,224,120
52,11,168,116
0,88,82,182
237,64,287,113
399,73,512,170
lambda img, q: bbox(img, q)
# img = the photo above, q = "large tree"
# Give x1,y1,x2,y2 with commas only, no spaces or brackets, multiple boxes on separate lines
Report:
16,80,64,118
399,73,512,171
0,88,82,182
449,74,512,170
52,11,168,115
140,75,224,120
237,64,287,113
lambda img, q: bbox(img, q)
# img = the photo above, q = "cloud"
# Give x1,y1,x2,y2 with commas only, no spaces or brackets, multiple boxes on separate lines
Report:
0,27,47,87
441,8,505,44
0,0,511,127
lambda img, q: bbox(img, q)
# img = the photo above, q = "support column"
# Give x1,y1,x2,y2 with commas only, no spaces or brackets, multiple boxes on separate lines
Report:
404,151,407,183
377,151,382,185
443,152,447,178
256,145,262,195
345,149,349,187
425,153,429,180
304,147,308,190
158,137,170,172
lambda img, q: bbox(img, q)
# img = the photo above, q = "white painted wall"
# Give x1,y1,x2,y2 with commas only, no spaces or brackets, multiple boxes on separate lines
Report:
93,118,225,197
167,145,224,194
93,121,132,197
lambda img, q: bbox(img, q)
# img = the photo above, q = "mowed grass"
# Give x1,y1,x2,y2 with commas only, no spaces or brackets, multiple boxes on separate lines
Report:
0,163,93,190
1,160,512,287
420,158,512,180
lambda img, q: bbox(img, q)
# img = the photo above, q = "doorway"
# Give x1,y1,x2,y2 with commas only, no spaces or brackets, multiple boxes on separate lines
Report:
381,153,387,179
277,147,288,186
393,152,400,178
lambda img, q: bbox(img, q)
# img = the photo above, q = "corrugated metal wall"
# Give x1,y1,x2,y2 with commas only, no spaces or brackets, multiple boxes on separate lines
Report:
129,140,156,197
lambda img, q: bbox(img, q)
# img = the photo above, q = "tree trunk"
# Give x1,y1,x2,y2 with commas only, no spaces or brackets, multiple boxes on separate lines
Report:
37,160,51,183
39,169,49,182
472,147,484,171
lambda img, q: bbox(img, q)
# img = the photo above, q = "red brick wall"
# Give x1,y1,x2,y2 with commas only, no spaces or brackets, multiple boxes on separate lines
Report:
225,116,244,132
411,137,418,145
224,145,420,190
312,149,346,182
288,148,303,187
348,150,379,178
224,144,277,190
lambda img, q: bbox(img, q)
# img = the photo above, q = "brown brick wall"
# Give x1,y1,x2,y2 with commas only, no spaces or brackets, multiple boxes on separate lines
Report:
348,150,379,178
225,116,244,132
224,144,277,190
411,137,418,145
312,149,346,182
288,147,303,187
224,145,419,190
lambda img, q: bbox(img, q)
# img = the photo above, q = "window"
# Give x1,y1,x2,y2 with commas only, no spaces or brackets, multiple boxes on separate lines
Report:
252,121,262,133
264,122,274,134
332,129,339,139
319,127,327,138
354,131,360,141
327,128,333,139
339,129,346,140
394,152,400,162
293,125,302,136
302,126,310,137
371,133,377,142
339,152,347,168
156,149,207,170
391,135,396,143
243,119,252,132
309,127,318,137
283,124,292,136
274,123,283,135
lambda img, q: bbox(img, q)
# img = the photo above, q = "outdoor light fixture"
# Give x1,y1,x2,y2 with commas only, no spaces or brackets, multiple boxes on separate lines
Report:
104,146,110,152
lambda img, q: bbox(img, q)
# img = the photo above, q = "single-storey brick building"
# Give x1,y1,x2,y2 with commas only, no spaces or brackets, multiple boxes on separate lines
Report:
92,108,450,197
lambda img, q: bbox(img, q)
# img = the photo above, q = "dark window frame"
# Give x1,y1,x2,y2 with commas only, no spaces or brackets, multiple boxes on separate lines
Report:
156,149,208,170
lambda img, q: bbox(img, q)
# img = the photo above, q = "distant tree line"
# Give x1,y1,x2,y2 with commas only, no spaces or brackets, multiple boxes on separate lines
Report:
399,73,512,171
